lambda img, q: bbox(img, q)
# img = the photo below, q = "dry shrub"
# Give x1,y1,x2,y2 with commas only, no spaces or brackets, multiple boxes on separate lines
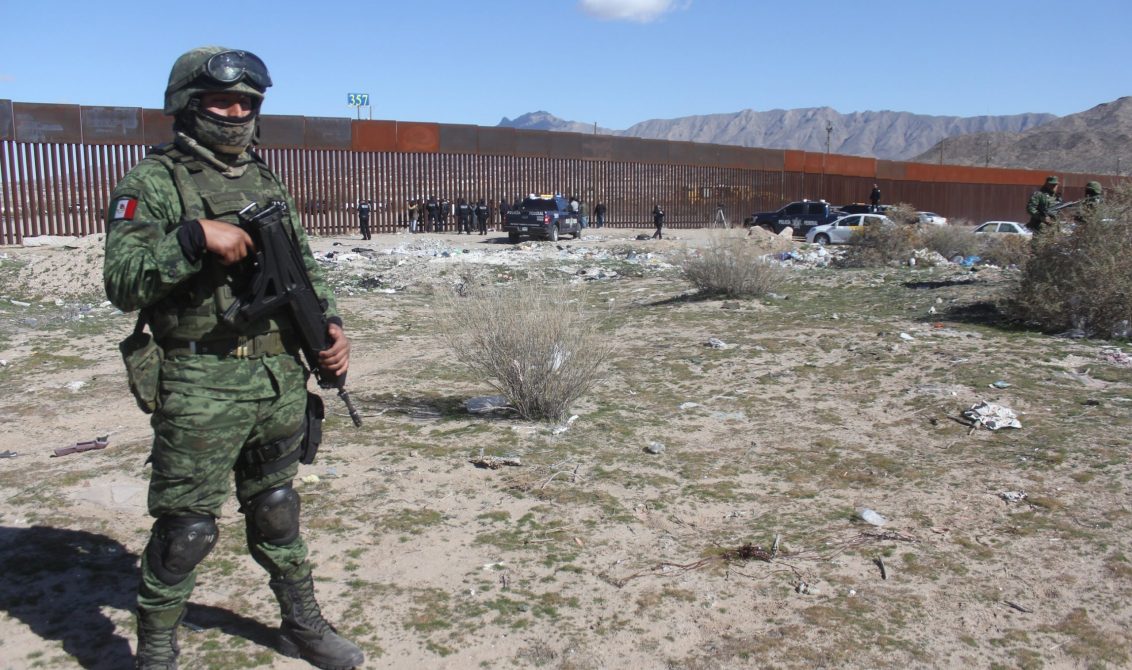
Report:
680,232,784,298
977,234,1031,267
883,202,920,226
920,224,980,260
839,220,919,267
1011,186,1132,336
438,280,612,421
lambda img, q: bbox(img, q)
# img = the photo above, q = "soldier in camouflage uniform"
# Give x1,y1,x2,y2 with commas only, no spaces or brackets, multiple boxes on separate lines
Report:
1026,175,1061,233
103,46,364,670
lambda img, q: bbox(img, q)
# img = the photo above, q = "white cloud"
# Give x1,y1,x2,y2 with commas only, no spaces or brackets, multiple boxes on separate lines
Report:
578,0,686,23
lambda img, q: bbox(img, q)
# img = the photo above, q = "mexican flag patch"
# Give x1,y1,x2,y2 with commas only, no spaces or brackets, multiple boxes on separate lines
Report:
112,197,138,220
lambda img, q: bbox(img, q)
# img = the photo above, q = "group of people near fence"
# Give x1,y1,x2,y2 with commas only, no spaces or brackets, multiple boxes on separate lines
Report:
354,196,613,238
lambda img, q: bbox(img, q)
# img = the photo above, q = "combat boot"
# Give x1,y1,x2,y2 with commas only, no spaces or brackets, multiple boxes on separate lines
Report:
135,608,182,670
270,573,364,670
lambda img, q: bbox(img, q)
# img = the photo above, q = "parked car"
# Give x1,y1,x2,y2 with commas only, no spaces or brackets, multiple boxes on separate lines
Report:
840,203,889,215
806,213,892,245
973,221,1031,237
745,199,842,236
917,211,948,226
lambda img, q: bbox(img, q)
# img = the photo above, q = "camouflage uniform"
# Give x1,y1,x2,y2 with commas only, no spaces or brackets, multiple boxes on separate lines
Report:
105,46,362,670
1026,175,1060,233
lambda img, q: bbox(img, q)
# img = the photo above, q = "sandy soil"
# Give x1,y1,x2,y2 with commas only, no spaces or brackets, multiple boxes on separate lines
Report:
0,225,1129,669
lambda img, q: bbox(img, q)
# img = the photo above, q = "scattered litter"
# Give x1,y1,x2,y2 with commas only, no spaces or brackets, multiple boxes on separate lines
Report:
0,450,18,458
795,581,818,595
470,448,522,469
0,360,7,367
301,474,320,484
482,562,505,571
857,508,887,526
52,435,109,457
644,442,666,455
1000,491,1027,503
899,332,914,341
989,380,1012,389
10,299,30,307
65,380,86,393
706,337,728,349
464,395,512,414
678,402,701,410
1100,347,1132,368
962,401,1021,430
551,415,579,435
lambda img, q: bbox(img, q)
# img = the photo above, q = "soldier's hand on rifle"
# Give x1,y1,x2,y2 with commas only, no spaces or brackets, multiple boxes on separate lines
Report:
200,218,256,265
319,322,350,376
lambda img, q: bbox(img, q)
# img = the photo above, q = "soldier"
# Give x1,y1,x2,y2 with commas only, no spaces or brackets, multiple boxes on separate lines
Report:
652,203,665,239
869,184,881,212
1026,175,1061,233
475,198,489,235
357,198,371,240
102,47,364,670
1075,181,1104,226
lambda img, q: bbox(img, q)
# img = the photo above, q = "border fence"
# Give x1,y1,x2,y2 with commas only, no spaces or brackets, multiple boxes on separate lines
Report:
0,99,1121,245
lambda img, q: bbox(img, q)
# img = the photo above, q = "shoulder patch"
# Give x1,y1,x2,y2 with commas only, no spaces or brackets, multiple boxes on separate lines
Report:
112,197,139,221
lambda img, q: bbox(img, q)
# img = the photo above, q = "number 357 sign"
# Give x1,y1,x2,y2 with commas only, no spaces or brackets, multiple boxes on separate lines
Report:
346,93,370,107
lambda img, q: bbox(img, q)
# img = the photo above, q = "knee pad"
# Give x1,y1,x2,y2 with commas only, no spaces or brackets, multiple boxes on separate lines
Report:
146,515,218,586
245,484,301,546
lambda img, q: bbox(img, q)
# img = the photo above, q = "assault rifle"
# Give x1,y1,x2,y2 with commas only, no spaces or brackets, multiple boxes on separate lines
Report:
1049,198,1082,214
223,201,363,427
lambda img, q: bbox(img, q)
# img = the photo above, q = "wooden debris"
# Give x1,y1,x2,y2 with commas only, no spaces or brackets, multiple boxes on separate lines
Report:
874,556,887,580
1004,600,1032,613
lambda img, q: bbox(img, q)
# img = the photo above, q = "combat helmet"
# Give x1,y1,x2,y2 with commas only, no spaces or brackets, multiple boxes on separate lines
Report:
1085,181,1102,196
164,46,272,116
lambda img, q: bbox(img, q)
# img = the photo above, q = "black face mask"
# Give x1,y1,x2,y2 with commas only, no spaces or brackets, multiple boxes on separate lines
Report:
191,107,257,156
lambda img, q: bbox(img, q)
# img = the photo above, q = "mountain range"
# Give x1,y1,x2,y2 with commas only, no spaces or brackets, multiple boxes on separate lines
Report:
499,98,1132,175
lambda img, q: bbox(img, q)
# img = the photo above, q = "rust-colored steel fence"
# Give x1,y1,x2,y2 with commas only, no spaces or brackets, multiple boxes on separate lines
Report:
0,99,1122,245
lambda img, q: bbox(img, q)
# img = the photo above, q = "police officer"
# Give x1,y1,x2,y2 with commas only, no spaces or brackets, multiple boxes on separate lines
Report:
357,198,371,240
1026,175,1061,233
475,198,489,235
103,47,364,670
438,196,451,232
456,197,472,234
426,195,439,233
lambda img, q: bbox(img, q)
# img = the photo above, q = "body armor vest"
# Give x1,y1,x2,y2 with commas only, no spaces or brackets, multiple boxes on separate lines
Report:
146,143,295,342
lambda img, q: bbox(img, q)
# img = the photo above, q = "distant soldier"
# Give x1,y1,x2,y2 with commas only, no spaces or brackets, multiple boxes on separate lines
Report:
869,184,881,212
357,199,371,240
593,202,607,228
1026,175,1061,233
652,203,665,240
475,198,489,235
1075,181,1104,225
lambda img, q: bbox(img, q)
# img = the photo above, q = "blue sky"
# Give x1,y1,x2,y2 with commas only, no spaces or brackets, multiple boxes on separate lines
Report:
2,0,1128,129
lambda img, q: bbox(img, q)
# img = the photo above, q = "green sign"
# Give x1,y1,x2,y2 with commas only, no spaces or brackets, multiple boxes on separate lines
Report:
346,93,370,107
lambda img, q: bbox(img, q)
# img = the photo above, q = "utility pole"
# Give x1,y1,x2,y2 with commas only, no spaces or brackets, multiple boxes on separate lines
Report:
823,121,832,197
939,137,945,165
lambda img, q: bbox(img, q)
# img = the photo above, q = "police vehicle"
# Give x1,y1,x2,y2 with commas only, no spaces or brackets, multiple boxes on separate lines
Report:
503,193,583,242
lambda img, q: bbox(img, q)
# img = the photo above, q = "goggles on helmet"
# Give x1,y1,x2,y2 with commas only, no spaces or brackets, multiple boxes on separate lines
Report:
171,50,273,93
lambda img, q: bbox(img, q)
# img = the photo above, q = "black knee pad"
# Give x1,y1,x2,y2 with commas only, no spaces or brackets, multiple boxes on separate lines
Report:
146,515,219,586
245,484,301,546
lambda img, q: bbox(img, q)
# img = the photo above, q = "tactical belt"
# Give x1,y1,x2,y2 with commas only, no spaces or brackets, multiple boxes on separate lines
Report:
163,331,292,359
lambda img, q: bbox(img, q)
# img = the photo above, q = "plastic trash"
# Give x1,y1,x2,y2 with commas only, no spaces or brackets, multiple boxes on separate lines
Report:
857,508,887,526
